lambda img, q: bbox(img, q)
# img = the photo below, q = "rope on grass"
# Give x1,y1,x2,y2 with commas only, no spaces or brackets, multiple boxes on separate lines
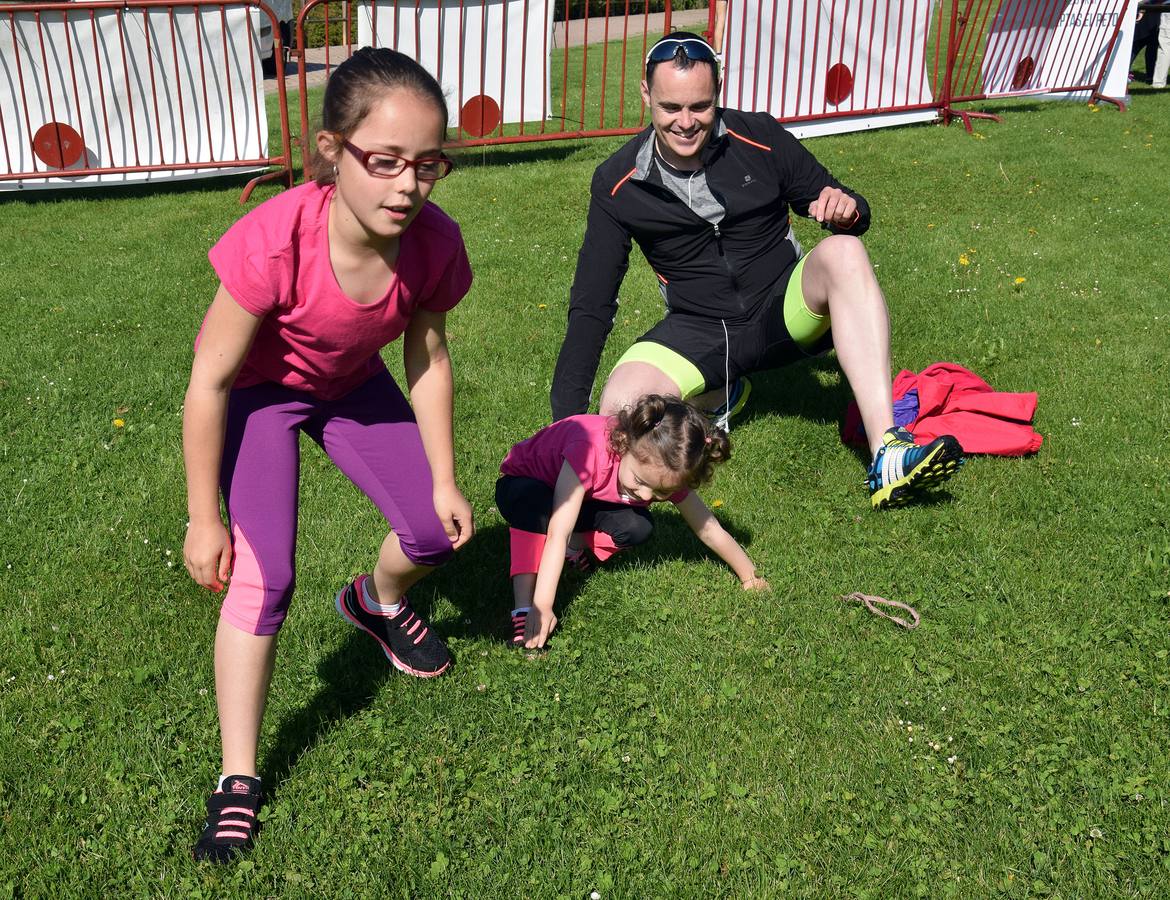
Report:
841,592,921,630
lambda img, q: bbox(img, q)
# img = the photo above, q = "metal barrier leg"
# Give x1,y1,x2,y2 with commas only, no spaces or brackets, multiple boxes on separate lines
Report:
1090,91,1125,112
240,165,296,203
951,108,1003,134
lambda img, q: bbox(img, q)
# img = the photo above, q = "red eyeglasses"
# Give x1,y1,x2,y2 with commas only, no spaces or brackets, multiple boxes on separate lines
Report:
341,140,454,181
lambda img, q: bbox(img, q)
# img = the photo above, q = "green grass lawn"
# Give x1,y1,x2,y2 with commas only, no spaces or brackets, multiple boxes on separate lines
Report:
1,82,1168,896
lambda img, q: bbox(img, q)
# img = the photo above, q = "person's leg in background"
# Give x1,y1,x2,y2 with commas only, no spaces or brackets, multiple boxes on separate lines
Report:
1152,12,1170,88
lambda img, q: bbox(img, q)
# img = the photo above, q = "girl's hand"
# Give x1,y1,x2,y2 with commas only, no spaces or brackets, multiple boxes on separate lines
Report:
433,483,475,550
741,575,771,592
184,519,232,592
524,603,558,649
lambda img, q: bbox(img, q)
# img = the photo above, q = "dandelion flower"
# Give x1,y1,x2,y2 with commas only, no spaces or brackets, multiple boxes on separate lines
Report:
1014,277,1026,285
113,418,125,428
959,254,970,266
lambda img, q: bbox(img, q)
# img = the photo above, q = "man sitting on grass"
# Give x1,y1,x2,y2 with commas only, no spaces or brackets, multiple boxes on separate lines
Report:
550,31,964,509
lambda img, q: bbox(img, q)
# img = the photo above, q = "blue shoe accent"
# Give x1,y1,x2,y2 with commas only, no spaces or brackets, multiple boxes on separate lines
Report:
710,376,751,431
868,427,964,509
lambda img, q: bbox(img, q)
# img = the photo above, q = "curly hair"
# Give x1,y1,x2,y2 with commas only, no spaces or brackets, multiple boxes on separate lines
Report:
609,394,731,488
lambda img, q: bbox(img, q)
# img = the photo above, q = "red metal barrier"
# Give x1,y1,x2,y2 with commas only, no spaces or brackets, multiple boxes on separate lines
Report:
3,0,1130,199
294,0,696,163
0,0,293,200
718,0,942,129
939,0,1131,129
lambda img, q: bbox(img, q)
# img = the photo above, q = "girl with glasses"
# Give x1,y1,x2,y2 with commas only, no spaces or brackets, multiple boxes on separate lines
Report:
183,47,473,863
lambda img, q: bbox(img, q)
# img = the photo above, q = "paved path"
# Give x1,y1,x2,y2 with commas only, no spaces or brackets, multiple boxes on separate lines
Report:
264,7,708,93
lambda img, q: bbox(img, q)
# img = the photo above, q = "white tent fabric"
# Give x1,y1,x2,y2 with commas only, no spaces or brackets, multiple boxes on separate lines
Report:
1,5,268,190
720,0,939,139
981,0,1133,101
357,0,554,129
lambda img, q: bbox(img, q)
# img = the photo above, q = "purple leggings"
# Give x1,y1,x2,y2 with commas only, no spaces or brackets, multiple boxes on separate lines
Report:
219,370,454,635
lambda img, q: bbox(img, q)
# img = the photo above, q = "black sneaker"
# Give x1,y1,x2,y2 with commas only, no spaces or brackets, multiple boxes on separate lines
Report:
510,607,530,647
335,575,452,677
192,775,262,863
564,545,593,573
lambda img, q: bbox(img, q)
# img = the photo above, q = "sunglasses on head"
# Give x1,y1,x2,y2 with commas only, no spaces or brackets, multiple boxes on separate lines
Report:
644,37,719,70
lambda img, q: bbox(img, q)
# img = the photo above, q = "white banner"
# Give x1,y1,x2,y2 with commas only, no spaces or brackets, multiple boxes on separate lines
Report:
981,0,1131,100
1,5,269,190
720,0,939,136
357,0,554,131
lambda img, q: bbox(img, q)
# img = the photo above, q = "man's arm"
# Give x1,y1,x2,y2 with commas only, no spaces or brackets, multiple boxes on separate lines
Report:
768,120,871,236
549,170,634,420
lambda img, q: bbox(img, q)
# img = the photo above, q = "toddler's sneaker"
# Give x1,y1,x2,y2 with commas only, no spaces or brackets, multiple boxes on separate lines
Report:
710,376,752,431
335,576,452,677
510,607,531,647
565,545,593,573
867,426,964,510
192,775,262,864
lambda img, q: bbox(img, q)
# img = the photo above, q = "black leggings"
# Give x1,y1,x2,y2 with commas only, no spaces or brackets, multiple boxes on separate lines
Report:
495,475,654,549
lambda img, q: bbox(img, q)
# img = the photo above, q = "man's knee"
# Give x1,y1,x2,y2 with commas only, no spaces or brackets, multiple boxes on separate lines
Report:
810,233,871,271
600,359,694,416
802,234,880,309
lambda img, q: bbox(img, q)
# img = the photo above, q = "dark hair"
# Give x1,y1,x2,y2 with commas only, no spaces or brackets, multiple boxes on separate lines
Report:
609,394,731,489
311,47,448,185
645,31,720,89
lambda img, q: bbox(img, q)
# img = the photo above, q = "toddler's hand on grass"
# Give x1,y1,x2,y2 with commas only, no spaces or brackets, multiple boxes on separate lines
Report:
524,604,558,649
184,520,232,592
741,575,771,592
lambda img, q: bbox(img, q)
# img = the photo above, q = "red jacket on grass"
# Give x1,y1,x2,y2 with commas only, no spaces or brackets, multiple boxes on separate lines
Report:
843,362,1043,456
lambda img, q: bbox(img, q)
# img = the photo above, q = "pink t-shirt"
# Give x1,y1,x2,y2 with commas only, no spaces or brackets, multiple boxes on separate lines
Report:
206,181,472,400
500,415,689,506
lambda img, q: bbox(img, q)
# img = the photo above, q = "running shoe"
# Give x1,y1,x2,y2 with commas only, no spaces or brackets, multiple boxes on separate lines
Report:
510,607,531,647
867,426,964,510
565,545,593,573
192,775,262,864
710,376,751,431
335,576,452,677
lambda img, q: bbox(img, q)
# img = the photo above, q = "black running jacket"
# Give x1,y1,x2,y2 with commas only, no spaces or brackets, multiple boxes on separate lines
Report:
550,108,871,420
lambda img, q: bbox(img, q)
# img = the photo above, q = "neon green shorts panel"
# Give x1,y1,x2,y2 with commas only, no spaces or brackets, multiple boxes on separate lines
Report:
609,254,832,394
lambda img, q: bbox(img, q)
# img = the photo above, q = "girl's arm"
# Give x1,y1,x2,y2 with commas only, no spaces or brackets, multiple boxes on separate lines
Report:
525,460,588,648
182,284,263,591
403,307,474,550
675,492,770,591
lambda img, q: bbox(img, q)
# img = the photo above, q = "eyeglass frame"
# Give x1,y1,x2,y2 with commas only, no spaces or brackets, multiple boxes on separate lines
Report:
644,37,720,77
340,138,454,181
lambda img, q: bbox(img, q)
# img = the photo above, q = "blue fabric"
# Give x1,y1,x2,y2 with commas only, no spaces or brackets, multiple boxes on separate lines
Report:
893,387,920,428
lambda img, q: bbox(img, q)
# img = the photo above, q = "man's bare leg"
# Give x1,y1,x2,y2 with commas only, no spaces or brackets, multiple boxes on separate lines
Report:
798,234,894,458
598,361,684,416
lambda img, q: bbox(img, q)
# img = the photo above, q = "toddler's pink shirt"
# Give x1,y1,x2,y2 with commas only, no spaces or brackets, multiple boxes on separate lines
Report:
500,415,688,505
206,181,472,400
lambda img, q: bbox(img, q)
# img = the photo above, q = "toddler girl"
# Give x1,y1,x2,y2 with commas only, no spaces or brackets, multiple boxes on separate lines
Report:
496,394,769,649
